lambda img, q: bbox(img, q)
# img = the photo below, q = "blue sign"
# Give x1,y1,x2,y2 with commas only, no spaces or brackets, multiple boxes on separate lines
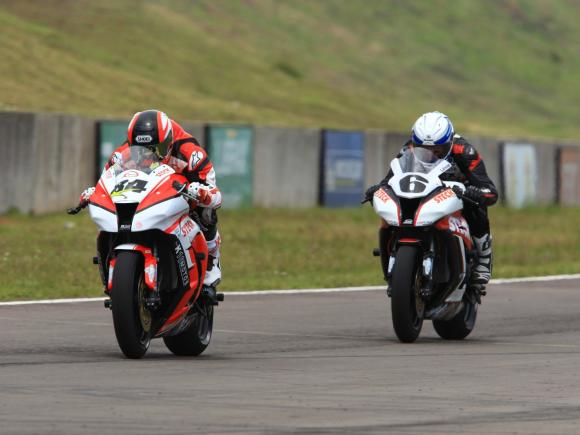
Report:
321,130,365,207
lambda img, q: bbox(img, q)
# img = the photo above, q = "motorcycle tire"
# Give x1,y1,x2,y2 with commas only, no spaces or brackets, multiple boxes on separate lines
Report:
390,245,423,343
432,299,478,340
163,301,213,356
111,251,151,359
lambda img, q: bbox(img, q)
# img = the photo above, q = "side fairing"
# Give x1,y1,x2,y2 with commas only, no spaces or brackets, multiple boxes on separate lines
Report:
132,197,190,232
372,188,400,226
88,204,117,232
414,189,463,226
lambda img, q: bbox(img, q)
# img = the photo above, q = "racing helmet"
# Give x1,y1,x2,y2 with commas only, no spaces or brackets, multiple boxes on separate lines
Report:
411,111,454,162
127,109,173,157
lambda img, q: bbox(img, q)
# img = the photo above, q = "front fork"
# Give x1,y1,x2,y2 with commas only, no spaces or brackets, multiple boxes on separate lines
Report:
378,227,434,300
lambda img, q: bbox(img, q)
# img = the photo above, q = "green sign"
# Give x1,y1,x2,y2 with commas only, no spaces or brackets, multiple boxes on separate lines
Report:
207,125,253,208
97,121,128,176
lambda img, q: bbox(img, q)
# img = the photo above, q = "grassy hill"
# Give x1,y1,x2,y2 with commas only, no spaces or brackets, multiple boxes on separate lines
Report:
1,0,579,139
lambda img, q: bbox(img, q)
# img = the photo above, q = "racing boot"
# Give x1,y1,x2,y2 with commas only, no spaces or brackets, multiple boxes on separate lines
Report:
201,232,223,305
472,233,493,285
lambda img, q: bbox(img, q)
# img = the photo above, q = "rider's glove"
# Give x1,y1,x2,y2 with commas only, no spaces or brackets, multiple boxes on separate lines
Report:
79,186,95,206
187,182,212,207
463,185,484,204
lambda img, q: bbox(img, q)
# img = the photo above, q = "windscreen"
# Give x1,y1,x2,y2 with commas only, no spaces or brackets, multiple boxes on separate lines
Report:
111,145,163,176
397,146,443,174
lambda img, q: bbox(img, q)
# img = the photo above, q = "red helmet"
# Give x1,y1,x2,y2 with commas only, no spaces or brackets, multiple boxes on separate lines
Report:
127,110,173,156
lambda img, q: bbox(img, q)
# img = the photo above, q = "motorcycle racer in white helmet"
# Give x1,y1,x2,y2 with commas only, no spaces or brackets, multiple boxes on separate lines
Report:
365,111,498,293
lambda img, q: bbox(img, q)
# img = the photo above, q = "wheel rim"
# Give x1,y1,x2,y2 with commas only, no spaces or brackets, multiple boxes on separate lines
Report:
137,276,151,346
196,304,213,346
412,267,425,329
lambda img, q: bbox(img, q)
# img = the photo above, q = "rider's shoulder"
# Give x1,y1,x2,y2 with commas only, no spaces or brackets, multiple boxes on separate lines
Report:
451,135,478,157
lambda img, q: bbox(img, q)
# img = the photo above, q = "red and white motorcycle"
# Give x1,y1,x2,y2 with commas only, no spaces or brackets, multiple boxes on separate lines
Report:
369,147,481,343
68,147,223,358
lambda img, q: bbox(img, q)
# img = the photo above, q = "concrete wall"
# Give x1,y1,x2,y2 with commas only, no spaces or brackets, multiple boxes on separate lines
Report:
2,110,580,214
253,126,320,207
0,112,95,214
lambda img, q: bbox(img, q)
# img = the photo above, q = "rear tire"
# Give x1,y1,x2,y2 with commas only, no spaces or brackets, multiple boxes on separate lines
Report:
432,300,478,340
390,245,423,343
163,302,213,356
111,252,151,359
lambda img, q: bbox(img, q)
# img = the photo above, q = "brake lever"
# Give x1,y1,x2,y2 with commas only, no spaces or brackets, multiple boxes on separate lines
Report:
451,186,480,207
172,180,197,202
67,204,85,215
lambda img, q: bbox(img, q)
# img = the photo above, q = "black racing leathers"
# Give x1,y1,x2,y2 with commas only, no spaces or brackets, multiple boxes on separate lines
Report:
377,136,498,238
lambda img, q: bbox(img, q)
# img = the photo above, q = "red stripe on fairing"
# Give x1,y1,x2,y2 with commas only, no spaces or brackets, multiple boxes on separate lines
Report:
90,182,115,213
399,238,420,243
159,232,208,334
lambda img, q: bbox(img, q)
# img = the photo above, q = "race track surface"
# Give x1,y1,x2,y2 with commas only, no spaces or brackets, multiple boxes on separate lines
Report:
1,279,579,434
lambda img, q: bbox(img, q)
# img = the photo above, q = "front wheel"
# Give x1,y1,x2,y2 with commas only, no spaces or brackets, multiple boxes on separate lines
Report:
432,300,478,340
390,245,424,343
111,252,152,359
163,301,214,356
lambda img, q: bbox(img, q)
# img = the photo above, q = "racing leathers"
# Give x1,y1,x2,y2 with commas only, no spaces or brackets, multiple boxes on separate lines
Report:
369,134,498,286
100,120,223,288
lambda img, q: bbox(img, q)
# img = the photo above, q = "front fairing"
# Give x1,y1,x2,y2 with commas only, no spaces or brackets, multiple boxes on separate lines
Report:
378,149,465,227
89,156,190,232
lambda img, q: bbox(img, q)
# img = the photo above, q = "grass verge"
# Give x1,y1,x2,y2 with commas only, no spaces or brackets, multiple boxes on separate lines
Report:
0,206,579,301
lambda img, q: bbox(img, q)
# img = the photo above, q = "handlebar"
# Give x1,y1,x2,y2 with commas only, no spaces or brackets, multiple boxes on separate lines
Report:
172,180,198,202
67,203,85,215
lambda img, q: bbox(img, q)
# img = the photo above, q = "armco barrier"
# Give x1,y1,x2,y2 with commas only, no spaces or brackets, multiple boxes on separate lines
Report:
253,126,320,207
206,125,253,208
320,130,365,207
0,112,95,214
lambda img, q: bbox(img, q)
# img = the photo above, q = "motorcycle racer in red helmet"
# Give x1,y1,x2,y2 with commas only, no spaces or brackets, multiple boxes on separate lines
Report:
79,109,222,301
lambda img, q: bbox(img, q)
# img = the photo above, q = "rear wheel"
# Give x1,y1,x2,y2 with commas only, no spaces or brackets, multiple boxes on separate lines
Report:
390,245,424,343
163,300,213,356
111,252,151,359
432,299,478,340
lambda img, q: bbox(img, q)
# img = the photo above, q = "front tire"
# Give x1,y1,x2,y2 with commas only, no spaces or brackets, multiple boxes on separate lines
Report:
163,301,214,356
111,252,151,359
390,245,424,343
432,300,478,340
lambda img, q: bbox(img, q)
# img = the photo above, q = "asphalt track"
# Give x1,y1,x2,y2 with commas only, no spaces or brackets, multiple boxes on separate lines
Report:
1,278,580,434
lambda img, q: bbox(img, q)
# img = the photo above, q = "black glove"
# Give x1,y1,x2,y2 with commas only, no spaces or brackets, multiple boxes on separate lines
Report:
362,184,381,203
463,185,484,204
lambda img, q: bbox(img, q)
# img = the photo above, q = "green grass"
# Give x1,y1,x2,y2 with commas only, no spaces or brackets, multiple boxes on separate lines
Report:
1,207,579,301
1,0,580,139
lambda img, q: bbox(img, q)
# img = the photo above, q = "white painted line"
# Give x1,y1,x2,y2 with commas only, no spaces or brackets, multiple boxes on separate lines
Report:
1,274,579,306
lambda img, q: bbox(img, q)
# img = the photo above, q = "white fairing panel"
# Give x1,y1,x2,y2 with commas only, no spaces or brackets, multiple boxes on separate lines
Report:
414,193,463,226
132,197,190,232
372,189,400,226
388,159,452,200
88,204,117,232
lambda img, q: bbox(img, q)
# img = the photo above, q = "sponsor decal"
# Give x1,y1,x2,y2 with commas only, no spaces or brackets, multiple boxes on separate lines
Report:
189,150,204,169
433,189,455,203
448,216,470,239
374,188,391,203
135,135,153,143
181,219,196,238
174,242,190,288
154,166,172,177
122,170,140,178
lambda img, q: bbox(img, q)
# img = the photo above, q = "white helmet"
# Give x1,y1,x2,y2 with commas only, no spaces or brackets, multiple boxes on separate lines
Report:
411,111,454,144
